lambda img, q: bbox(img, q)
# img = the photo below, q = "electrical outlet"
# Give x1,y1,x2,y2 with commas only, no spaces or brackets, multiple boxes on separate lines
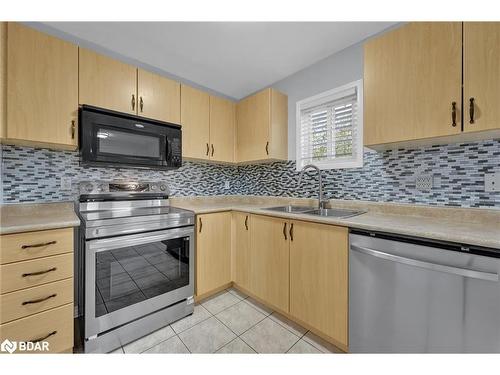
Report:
485,172,500,192
415,174,433,191
61,177,72,191
224,180,230,189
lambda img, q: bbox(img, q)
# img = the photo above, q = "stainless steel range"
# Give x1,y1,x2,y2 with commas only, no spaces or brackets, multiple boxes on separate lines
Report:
76,180,195,353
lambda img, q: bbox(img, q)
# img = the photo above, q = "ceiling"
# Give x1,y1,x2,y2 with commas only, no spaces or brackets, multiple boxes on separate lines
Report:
40,22,395,100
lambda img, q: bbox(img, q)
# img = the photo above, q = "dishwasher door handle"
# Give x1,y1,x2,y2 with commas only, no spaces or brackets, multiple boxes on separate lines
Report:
351,244,499,282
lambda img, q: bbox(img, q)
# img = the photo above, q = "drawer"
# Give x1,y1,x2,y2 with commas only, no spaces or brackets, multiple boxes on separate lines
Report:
0,228,73,265
0,253,73,294
0,303,73,353
0,278,73,324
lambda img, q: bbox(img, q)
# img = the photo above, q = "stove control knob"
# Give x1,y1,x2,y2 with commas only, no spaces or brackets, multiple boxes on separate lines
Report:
82,183,94,194
150,184,157,191
97,184,107,193
160,184,167,191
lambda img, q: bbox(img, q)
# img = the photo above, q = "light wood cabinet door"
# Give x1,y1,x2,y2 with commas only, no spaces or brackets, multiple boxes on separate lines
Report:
364,22,462,146
181,85,210,159
196,212,231,296
0,22,6,139
232,212,251,290
137,68,180,123
209,96,235,162
289,220,348,347
6,23,78,148
79,47,137,115
236,89,270,162
464,22,500,133
250,215,289,312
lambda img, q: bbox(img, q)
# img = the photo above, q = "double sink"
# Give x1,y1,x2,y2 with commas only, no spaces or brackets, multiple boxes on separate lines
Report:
264,205,366,219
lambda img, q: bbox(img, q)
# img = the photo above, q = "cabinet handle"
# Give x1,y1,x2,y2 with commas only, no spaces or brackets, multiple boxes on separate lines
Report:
22,267,57,277
131,94,136,111
244,215,249,230
469,97,475,124
265,141,269,155
199,217,203,233
211,144,214,157
71,120,76,139
21,240,57,249
29,331,57,344
206,143,210,156
140,96,144,112
283,222,287,240
22,294,57,306
451,101,457,127
289,223,294,242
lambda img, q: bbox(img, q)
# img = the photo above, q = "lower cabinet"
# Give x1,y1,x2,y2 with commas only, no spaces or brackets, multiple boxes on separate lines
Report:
232,212,251,291
250,215,289,312
195,212,232,296
196,211,349,350
0,228,74,353
289,220,349,348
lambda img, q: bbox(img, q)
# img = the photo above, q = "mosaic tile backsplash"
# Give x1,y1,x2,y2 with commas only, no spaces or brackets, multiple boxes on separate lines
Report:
1,139,500,208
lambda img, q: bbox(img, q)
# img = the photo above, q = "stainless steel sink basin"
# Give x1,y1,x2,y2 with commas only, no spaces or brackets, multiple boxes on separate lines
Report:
304,208,366,218
264,205,315,213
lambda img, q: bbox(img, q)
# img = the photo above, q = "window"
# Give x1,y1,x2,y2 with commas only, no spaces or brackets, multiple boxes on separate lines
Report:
295,80,363,170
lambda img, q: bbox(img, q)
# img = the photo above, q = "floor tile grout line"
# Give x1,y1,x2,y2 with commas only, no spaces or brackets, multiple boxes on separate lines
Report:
176,333,192,354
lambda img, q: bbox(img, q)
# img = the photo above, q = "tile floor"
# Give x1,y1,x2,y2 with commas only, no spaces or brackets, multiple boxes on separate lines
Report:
109,288,343,354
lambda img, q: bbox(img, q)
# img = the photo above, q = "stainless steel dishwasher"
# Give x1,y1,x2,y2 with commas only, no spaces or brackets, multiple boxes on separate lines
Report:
349,230,500,353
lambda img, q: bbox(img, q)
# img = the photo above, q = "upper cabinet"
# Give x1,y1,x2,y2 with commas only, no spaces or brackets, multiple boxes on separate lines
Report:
236,88,288,163
79,48,137,115
209,95,235,163
364,22,500,149
137,68,180,123
463,22,500,133
4,23,78,149
0,23,6,139
180,84,210,159
364,22,462,147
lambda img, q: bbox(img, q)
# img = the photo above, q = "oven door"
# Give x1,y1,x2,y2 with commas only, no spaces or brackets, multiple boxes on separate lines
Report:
85,227,194,338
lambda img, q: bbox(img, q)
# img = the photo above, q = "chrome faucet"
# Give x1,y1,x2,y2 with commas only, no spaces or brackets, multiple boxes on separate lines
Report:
298,164,328,209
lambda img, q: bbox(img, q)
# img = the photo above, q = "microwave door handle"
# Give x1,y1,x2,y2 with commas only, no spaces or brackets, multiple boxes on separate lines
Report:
167,138,173,162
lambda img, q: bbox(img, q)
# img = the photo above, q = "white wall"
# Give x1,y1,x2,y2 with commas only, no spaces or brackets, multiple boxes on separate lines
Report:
272,42,364,160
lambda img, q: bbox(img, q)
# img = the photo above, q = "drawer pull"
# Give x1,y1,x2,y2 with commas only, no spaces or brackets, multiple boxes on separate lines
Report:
22,267,57,277
21,240,57,249
29,330,57,343
22,294,57,306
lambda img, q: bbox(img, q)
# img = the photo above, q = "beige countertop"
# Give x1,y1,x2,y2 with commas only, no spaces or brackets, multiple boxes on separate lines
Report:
0,202,80,235
171,196,500,249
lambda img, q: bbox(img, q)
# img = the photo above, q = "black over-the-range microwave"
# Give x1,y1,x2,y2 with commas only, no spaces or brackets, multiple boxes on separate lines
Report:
79,105,182,169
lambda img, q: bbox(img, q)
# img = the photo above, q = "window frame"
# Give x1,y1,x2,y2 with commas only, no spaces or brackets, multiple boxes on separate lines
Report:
295,79,364,171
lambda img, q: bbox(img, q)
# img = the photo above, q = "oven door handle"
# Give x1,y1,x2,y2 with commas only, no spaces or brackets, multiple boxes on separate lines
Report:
87,227,194,253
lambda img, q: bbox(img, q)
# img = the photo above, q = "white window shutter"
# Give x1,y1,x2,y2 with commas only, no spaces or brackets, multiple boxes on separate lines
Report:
296,80,363,170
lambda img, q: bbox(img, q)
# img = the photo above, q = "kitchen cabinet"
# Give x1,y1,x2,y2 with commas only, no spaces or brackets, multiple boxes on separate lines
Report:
364,22,462,147
181,84,210,160
79,47,137,115
4,22,78,149
463,22,500,133
137,68,180,123
209,95,235,163
0,227,74,353
236,88,288,163
289,220,348,348
0,22,6,139
196,212,232,296
232,212,251,290
250,214,289,312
